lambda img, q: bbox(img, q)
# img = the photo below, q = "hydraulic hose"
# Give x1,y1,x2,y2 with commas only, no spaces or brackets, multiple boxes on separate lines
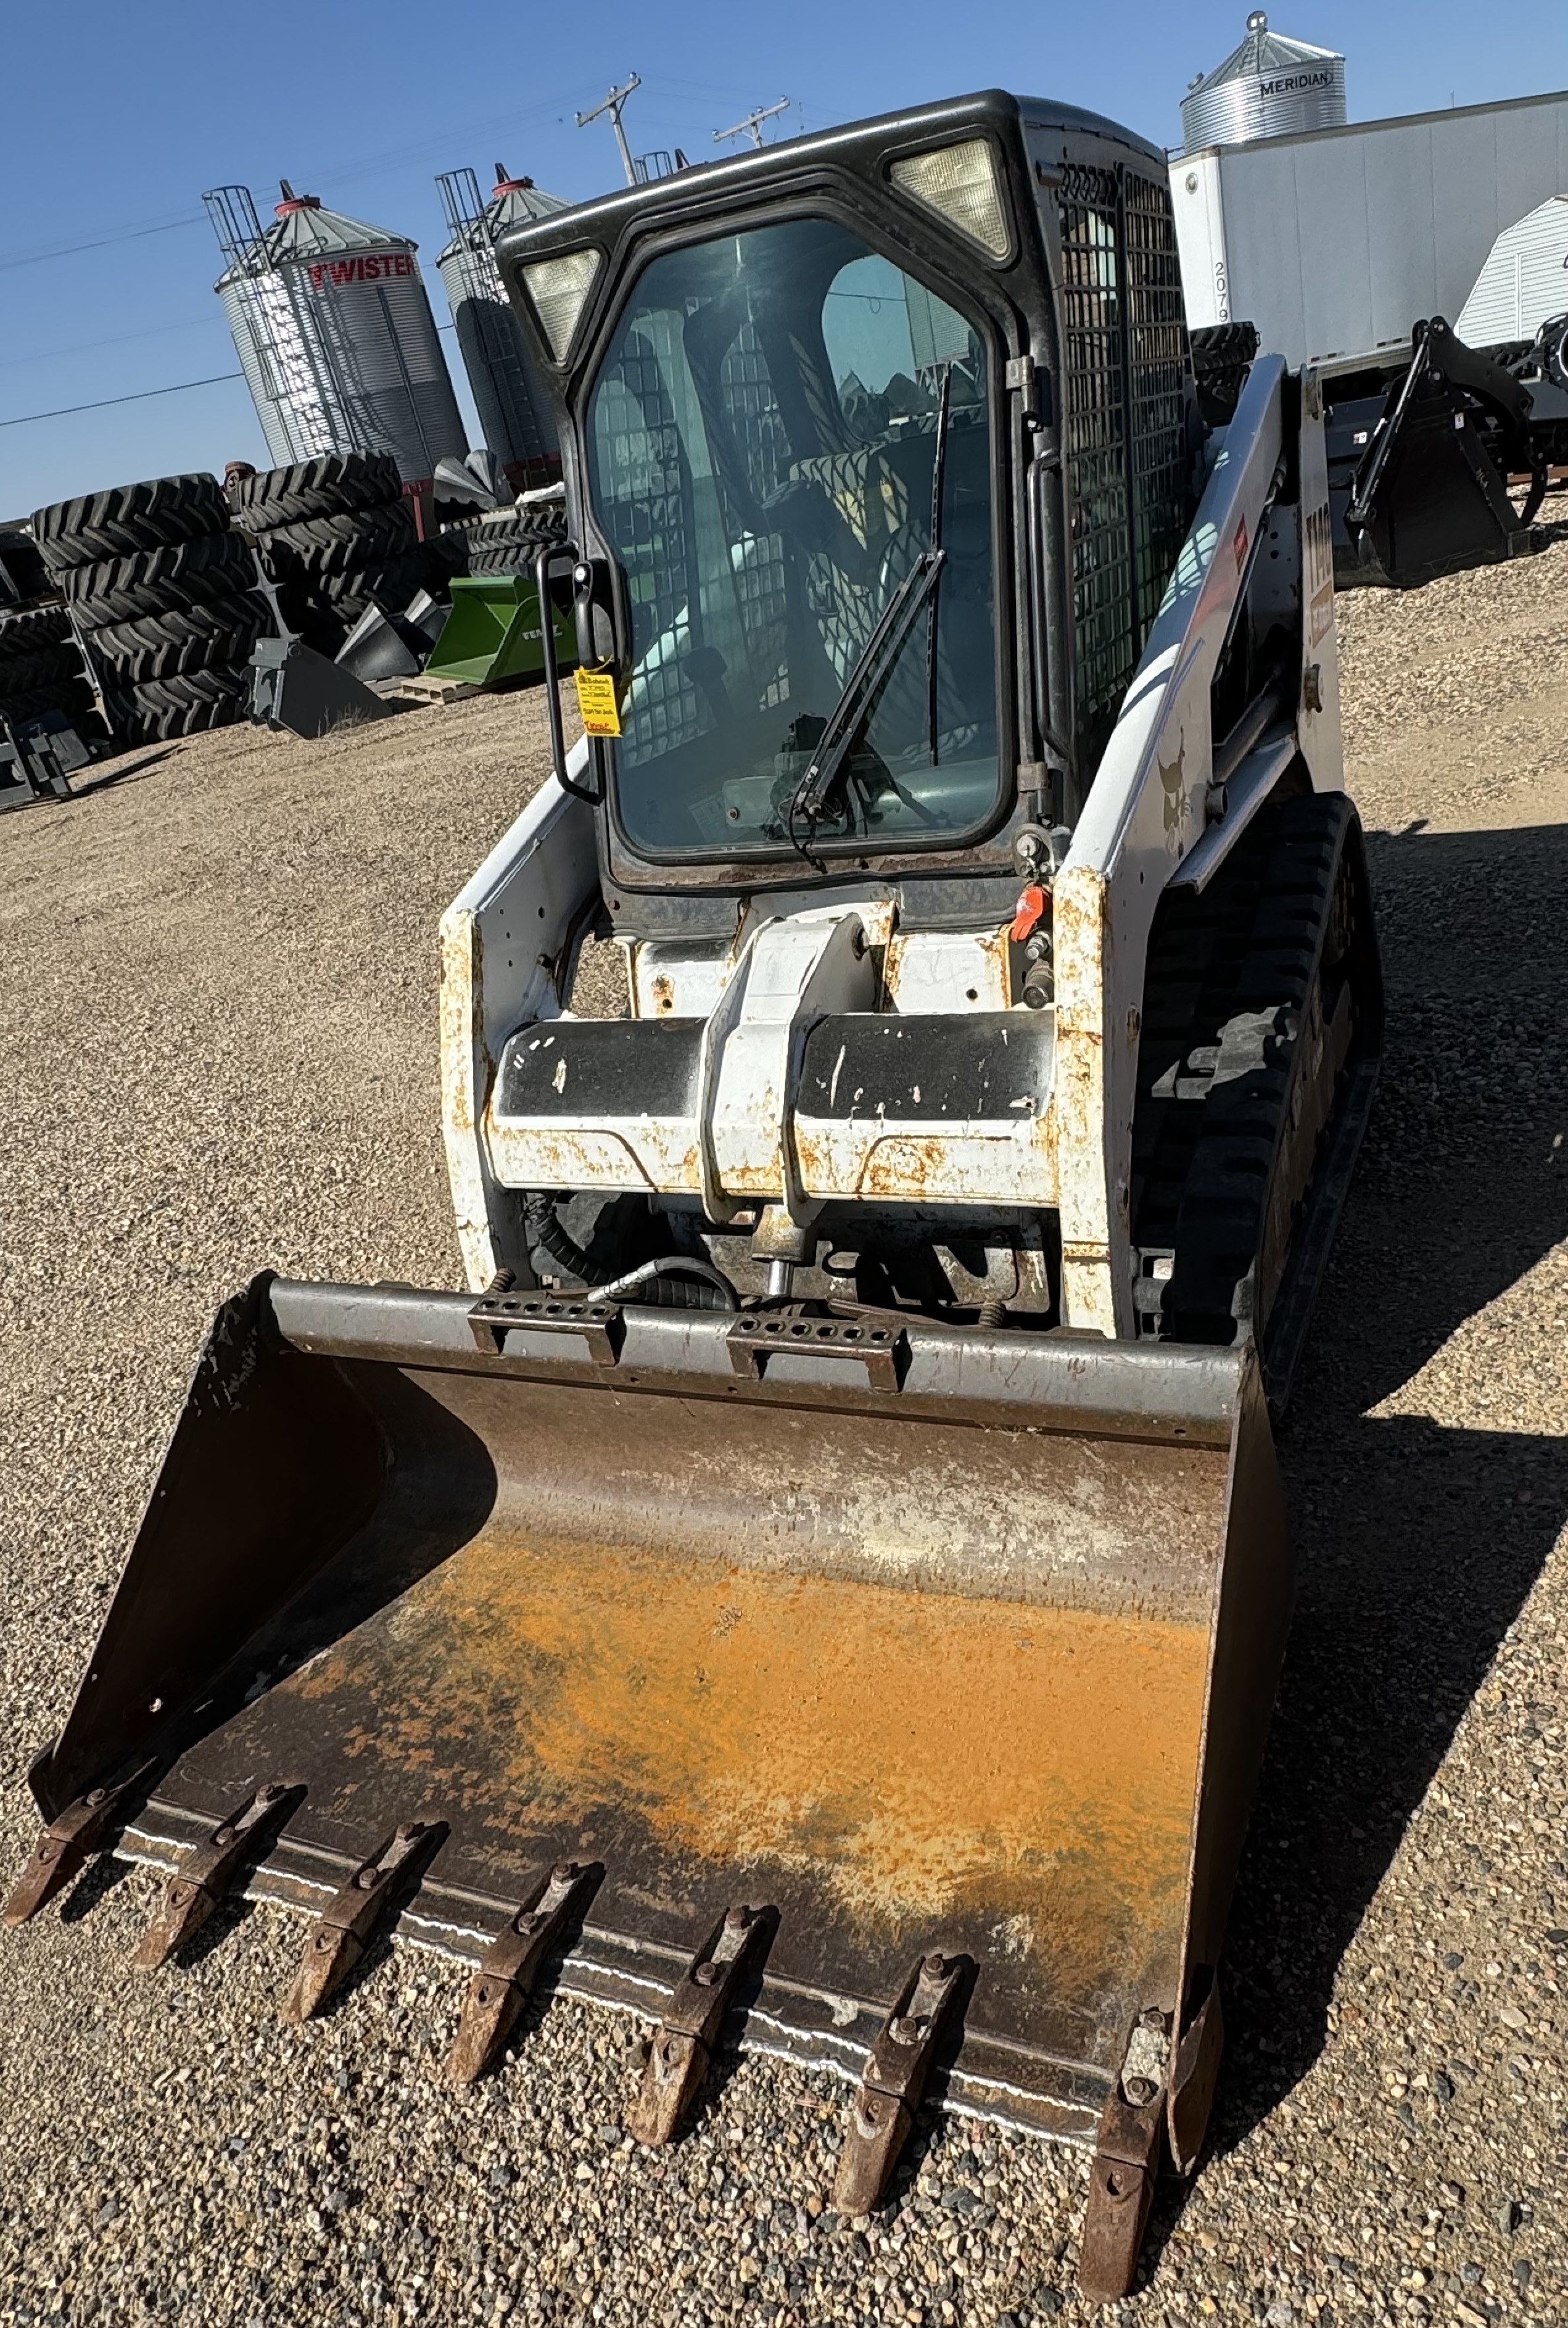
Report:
521,1195,736,1311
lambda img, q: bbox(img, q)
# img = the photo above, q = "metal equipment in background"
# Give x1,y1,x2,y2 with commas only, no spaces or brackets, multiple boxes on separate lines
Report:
0,709,94,810
13,91,1384,2304
248,634,395,739
436,167,569,494
334,588,448,687
207,182,468,490
1194,309,1568,588
419,562,577,692
1333,315,1568,587
1181,9,1346,151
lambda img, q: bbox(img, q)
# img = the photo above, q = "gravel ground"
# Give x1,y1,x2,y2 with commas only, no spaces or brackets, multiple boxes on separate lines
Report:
0,542,1564,2328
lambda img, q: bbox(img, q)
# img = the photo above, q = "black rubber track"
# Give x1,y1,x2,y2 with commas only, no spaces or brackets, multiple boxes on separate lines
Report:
65,533,258,628
229,453,402,530
32,475,231,574
257,500,417,579
1130,788,1377,1351
91,592,273,684
103,662,249,746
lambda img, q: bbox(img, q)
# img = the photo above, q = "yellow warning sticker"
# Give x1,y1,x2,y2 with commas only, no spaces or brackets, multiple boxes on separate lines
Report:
573,666,622,737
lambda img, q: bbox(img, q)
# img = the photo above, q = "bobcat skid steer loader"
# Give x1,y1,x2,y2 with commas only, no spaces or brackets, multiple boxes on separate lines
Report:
8,93,1381,2299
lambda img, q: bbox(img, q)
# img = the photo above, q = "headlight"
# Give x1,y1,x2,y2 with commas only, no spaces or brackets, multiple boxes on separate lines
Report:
522,249,603,361
889,139,1010,260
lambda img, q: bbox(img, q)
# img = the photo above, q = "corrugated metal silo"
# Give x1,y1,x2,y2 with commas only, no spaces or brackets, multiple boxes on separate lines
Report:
1180,12,1346,152
207,182,468,487
437,165,567,489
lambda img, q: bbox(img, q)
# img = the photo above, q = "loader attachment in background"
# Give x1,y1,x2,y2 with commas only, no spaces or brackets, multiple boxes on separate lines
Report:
15,1278,1294,2299
1343,316,1546,588
421,572,577,691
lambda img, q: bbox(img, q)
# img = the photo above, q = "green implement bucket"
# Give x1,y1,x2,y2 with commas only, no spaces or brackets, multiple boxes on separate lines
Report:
423,574,578,691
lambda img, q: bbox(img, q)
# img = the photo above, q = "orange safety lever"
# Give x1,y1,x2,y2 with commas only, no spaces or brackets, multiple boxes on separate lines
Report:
1009,883,1048,943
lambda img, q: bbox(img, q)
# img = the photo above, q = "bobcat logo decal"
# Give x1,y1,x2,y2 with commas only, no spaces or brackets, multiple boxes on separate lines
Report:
1158,725,1188,847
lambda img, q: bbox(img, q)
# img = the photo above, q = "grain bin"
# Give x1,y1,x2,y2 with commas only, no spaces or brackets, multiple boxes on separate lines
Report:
208,182,467,489
437,166,567,489
1179,11,1345,152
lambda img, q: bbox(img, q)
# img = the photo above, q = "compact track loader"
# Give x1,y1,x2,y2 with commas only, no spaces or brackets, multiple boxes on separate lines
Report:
9,93,1382,2299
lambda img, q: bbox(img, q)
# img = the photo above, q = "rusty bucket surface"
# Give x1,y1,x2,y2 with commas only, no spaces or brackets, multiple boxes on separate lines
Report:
27,1277,1292,2156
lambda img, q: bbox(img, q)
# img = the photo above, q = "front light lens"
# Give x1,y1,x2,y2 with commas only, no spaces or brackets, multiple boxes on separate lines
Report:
522,249,602,361
890,139,1010,260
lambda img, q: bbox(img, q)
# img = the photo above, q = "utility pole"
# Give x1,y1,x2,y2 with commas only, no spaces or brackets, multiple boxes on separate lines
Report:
577,76,642,187
713,97,791,152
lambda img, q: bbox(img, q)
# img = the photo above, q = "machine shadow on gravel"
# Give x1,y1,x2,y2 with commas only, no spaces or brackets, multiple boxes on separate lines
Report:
1200,816,1568,2161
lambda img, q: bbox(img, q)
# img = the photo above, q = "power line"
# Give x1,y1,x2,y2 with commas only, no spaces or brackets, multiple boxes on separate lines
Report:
0,215,206,274
0,313,222,374
0,85,607,276
0,326,461,427
0,373,244,430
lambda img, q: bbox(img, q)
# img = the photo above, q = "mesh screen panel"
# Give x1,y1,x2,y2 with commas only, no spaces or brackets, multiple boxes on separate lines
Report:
1054,163,1190,761
1057,167,1133,748
1124,175,1189,643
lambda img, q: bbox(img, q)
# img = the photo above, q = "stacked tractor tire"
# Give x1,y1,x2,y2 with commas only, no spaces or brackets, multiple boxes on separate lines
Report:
0,527,104,745
31,476,269,746
228,453,427,658
448,502,567,580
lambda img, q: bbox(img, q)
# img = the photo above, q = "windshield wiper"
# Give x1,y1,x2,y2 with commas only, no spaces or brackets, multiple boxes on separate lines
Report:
787,543,947,833
788,368,958,847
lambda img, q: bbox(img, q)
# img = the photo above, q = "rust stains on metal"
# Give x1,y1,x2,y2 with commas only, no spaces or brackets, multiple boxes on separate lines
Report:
283,1520,1211,1999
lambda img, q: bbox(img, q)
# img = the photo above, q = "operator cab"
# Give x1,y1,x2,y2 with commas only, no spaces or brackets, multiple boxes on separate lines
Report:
498,92,1199,906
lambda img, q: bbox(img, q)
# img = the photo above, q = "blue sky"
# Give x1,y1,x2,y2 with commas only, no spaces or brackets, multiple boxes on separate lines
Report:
2,0,1565,520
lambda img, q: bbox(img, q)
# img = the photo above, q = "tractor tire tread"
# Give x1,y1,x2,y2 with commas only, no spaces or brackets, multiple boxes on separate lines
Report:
32,475,232,572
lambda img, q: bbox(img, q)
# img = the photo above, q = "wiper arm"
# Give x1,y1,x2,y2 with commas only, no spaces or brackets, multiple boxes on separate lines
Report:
788,544,947,830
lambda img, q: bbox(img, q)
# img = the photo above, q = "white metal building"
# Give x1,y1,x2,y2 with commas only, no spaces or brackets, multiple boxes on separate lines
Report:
1456,196,1568,344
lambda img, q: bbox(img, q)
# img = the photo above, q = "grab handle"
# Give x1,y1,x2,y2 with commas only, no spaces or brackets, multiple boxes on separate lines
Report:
535,539,600,805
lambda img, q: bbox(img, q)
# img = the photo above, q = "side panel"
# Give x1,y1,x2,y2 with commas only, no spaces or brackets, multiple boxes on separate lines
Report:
1055,360,1287,1337
439,741,598,1289
1294,371,1342,794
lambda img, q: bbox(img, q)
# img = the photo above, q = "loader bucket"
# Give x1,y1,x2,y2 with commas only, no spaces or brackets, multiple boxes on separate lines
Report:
422,573,577,690
20,1277,1292,2285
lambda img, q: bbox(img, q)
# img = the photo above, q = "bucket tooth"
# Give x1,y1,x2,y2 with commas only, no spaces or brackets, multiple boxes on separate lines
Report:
133,1783,301,1973
446,1860,598,2086
1168,1971,1224,2175
2,1762,157,1930
281,1822,445,2025
1077,2009,1171,2302
831,1951,963,2216
627,1902,770,2145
